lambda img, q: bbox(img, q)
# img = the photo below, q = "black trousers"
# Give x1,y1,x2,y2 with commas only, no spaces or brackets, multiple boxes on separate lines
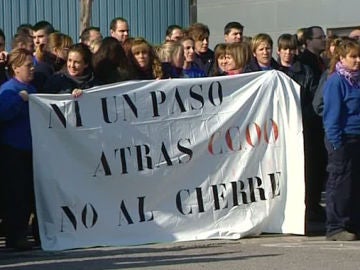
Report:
1,144,35,243
0,145,4,221
303,117,327,211
325,136,360,236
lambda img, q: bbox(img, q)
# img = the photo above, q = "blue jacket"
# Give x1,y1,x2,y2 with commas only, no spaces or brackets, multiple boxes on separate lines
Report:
183,65,206,78
323,72,360,149
0,78,36,150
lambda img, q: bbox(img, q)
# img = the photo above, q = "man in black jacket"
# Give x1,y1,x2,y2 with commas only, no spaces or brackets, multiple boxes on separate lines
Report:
299,26,327,227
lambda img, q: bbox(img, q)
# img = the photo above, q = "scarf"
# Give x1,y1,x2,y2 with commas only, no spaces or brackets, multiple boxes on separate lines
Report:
63,68,94,88
335,61,360,88
227,69,242,75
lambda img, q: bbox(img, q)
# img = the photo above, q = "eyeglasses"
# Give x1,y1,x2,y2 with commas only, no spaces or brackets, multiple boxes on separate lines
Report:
312,35,326,40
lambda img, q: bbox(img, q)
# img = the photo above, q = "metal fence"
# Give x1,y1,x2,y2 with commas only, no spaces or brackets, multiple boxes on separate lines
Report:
0,0,190,50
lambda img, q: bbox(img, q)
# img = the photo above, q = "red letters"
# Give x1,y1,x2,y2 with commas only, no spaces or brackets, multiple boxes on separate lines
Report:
208,119,279,155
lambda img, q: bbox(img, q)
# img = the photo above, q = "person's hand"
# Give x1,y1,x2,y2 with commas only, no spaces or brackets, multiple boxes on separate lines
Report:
19,90,29,101
72,88,83,98
0,51,8,64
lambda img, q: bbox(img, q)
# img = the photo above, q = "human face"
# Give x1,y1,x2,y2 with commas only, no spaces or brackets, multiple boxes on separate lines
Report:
182,39,195,62
111,21,129,43
308,28,326,54
277,47,296,67
13,55,34,83
254,41,272,67
67,51,88,77
225,28,243,43
132,48,150,69
169,28,183,41
340,49,360,72
329,44,336,55
225,54,236,71
349,29,360,41
33,29,48,49
194,37,209,54
217,54,227,72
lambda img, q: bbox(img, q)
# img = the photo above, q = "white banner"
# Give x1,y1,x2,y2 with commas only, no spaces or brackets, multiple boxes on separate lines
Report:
30,70,305,251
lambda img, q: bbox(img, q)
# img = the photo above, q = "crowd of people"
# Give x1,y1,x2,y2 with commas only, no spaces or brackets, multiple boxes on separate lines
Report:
0,17,360,251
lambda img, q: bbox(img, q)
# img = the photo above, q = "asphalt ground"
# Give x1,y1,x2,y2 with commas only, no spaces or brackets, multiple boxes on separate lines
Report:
1,233,360,270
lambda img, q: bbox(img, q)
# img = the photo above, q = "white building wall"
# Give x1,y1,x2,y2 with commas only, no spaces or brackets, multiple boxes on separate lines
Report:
198,0,360,50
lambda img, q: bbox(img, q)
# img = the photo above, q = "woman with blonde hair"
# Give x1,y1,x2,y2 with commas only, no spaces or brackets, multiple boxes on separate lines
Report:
225,42,251,75
244,33,279,72
323,37,360,241
157,40,176,63
35,32,73,70
34,32,73,92
129,37,163,79
157,40,185,78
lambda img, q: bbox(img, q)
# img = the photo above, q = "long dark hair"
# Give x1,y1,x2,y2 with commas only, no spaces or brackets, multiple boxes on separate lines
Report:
92,37,132,83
